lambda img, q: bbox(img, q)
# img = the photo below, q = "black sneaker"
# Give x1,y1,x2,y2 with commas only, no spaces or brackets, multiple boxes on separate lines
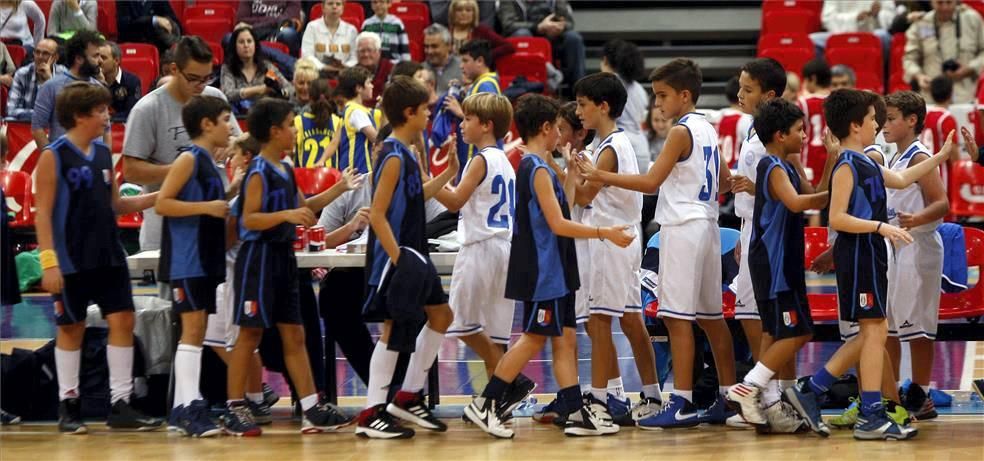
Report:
58,398,88,434
901,385,938,420
106,400,164,431
262,383,280,407
302,398,352,434
1,409,21,425
496,374,536,420
223,401,261,437
248,400,273,425
355,404,415,439
387,390,447,432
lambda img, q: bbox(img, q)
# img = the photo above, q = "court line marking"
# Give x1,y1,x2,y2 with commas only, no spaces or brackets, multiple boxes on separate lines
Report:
961,341,977,390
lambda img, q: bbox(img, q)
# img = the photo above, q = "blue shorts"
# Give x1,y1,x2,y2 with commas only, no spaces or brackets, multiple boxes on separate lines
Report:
757,289,813,340
233,241,301,329
54,266,134,325
521,292,576,337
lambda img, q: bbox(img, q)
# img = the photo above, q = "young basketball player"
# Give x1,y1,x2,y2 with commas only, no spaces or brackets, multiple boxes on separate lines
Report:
445,40,502,168
572,72,662,426
337,67,379,174
295,79,343,168
155,95,233,438
575,59,737,430
35,82,163,433
224,98,360,436
465,94,634,439
356,77,460,439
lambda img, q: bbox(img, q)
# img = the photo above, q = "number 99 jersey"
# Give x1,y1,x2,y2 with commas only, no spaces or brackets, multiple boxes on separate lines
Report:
457,147,516,245
655,112,721,226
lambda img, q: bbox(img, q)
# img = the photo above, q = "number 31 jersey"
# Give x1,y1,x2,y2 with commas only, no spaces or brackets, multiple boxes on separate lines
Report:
458,147,516,245
655,112,721,226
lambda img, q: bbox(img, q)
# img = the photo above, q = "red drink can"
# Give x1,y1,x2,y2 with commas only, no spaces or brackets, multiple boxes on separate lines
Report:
294,225,307,251
307,225,326,252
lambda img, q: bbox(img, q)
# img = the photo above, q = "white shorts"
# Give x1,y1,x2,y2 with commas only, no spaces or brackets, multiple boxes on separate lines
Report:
574,237,591,324
888,231,943,341
732,220,760,320
587,235,642,317
657,219,723,321
204,264,239,350
447,238,515,344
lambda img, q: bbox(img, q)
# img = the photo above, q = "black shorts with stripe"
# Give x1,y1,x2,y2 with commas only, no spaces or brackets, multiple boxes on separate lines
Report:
521,292,576,337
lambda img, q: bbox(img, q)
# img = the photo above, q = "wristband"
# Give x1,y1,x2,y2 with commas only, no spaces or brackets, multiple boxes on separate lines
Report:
39,249,58,270
876,222,883,233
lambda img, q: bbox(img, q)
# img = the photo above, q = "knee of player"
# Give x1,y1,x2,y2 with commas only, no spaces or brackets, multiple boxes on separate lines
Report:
857,319,889,339
426,304,454,331
104,310,136,332
279,324,308,351
237,326,264,345
57,322,86,340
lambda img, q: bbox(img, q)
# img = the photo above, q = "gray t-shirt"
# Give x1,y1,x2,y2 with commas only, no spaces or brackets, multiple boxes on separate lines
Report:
123,85,242,250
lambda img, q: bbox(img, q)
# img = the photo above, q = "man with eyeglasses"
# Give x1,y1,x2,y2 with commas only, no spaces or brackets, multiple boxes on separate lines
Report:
122,36,241,254
31,31,105,149
5,38,64,121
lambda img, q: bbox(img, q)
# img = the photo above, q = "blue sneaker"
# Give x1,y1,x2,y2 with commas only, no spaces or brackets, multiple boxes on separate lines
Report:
697,394,736,425
637,394,700,430
223,401,261,437
783,380,830,437
167,405,185,432
607,394,631,420
183,400,222,438
854,409,918,441
532,399,564,425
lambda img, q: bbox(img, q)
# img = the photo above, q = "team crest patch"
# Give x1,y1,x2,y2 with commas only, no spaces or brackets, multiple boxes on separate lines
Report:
244,300,258,317
172,287,185,303
783,311,797,327
54,299,64,316
537,307,552,326
859,293,873,310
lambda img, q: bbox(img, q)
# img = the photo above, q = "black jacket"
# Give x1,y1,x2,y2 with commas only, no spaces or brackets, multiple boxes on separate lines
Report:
117,1,181,43
108,70,143,121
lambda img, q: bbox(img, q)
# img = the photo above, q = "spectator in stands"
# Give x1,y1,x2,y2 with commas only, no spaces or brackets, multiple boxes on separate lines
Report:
355,31,393,104
362,0,411,62
31,30,105,149
428,0,495,28
232,0,305,57
646,103,670,162
498,0,586,95
47,0,97,37
600,39,649,171
0,1,45,52
391,59,422,78
904,0,984,104
302,0,359,74
423,23,462,93
291,56,320,113
117,0,182,55
98,42,142,122
417,66,439,106
222,26,294,115
448,0,514,61
811,1,895,54
0,42,14,88
831,64,856,89
5,38,64,120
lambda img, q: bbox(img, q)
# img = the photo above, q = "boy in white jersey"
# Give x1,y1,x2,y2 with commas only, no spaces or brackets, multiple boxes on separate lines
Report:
570,73,662,426
576,59,737,429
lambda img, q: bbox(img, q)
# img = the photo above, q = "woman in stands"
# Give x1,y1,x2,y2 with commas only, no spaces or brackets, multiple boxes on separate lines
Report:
0,0,45,53
599,38,650,172
220,26,294,116
448,0,514,61
291,56,321,114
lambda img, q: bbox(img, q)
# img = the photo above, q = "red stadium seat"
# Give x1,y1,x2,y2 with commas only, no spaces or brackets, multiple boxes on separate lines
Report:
111,123,125,154
170,0,186,23
121,57,156,96
205,41,223,68
853,70,884,93
401,15,427,62
184,17,234,44
762,10,820,36
184,4,237,23
966,0,984,19
6,44,24,67
497,54,547,89
949,160,984,217
757,33,813,54
390,2,429,22
761,0,822,31
825,33,883,90
120,43,160,73
759,46,815,78
803,226,839,321
97,1,117,40
294,167,341,196
261,40,290,55
0,170,33,228
889,33,909,92
507,36,552,62
940,227,984,319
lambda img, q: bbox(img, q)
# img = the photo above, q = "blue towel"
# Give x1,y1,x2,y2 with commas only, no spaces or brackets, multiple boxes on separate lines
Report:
938,223,969,293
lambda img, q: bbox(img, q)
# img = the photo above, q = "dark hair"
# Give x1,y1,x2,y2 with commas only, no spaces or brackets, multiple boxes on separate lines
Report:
225,27,270,80
381,76,430,127
160,48,176,74
514,93,560,141
649,58,702,103
309,78,336,130
929,75,954,104
559,101,583,133
802,58,832,87
741,58,787,96
459,39,494,71
602,39,644,81
574,72,628,119
56,82,111,130
754,98,805,145
65,29,104,69
725,76,740,104
823,89,878,139
182,95,232,139
247,98,295,143
336,66,372,99
174,36,214,70
869,90,887,131
391,60,423,79
884,90,927,133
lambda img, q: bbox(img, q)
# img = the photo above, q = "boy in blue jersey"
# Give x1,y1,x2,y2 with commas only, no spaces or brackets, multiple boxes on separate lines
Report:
155,95,234,438
337,66,379,174
223,98,362,436
34,82,162,434
464,94,634,439
356,77,461,439
444,40,502,169
783,89,952,440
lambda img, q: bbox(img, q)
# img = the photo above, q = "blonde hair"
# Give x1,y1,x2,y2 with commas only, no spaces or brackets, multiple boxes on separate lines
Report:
462,93,512,139
294,56,320,82
449,0,480,29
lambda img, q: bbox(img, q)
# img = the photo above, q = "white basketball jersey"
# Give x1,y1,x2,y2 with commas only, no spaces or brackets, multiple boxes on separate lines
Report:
734,119,767,220
583,130,643,227
655,112,721,225
457,147,516,245
887,140,940,234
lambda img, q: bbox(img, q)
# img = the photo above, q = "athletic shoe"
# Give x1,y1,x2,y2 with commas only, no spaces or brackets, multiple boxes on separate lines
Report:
223,401,261,437
107,399,164,431
726,413,753,429
854,410,918,441
302,398,352,434
58,398,88,434
172,400,222,438
1,409,20,425
901,385,938,420
637,394,700,430
885,401,913,426
355,404,415,439
613,394,662,427
532,399,563,424
248,400,272,425
726,383,766,425
464,397,514,439
828,398,860,429
564,402,620,437
697,394,736,425
757,401,807,434
262,383,279,407
607,393,631,420
496,374,536,419
783,380,829,437
387,390,447,432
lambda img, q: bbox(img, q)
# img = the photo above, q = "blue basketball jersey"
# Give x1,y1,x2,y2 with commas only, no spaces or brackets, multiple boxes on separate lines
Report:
236,156,299,242
749,156,806,301
49,136,126,274
159,145,227,281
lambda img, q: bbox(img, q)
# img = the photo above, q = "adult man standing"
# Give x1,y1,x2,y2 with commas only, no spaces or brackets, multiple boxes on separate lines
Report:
423,24,463,93
31,30,105,149
6,38,65,121
904,0,984,104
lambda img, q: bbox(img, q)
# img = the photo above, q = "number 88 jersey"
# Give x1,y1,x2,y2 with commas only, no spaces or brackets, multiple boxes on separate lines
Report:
458,147,516,245
655,112,721,226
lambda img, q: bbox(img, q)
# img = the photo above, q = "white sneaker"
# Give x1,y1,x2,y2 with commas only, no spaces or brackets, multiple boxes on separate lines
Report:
464,397,514,439
726,383,767,425
564,404,620,437
759,401,808,434
726,413,753,429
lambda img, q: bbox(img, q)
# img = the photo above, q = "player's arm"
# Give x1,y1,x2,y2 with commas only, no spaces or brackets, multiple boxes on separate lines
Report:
572,146,616,207
434,154,484,212
122,156,171,186
577,125,688,194
360,125,378,144
313,132,343,167
423,142,459,200
369,156,403,263
112,177,158,215
718,151,733,194
34,149,62,293
532,168,633,247
242,172,315,231
828,164,912,245
881,133,952,189
299,167,364,212
897,153,949,229
767,165,828,212
154,153,228,218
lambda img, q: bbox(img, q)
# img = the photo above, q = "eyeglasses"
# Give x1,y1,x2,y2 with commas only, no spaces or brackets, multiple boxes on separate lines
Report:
178,68,215,86
33,49,55,58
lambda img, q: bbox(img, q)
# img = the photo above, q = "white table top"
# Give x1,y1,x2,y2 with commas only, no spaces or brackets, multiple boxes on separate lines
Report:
127,249,457,272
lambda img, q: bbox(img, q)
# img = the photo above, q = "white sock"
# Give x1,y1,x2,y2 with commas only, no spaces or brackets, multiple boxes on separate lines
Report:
401,327,444,393
763,380,781,406
107,345,134,404
719,386,729,397
300,393,319,411
642,383,662,401
367,341,399,407
55,347,81,400
676,390,693,403
744,362,776,389
246,392,264,404
607,377,625,399
778,379,797,391
920,384,931,393
591,387,608,402
173,344,202,408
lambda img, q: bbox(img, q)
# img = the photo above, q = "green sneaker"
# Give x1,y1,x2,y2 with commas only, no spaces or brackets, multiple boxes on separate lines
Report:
829,398,859,429
885,401,912,426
